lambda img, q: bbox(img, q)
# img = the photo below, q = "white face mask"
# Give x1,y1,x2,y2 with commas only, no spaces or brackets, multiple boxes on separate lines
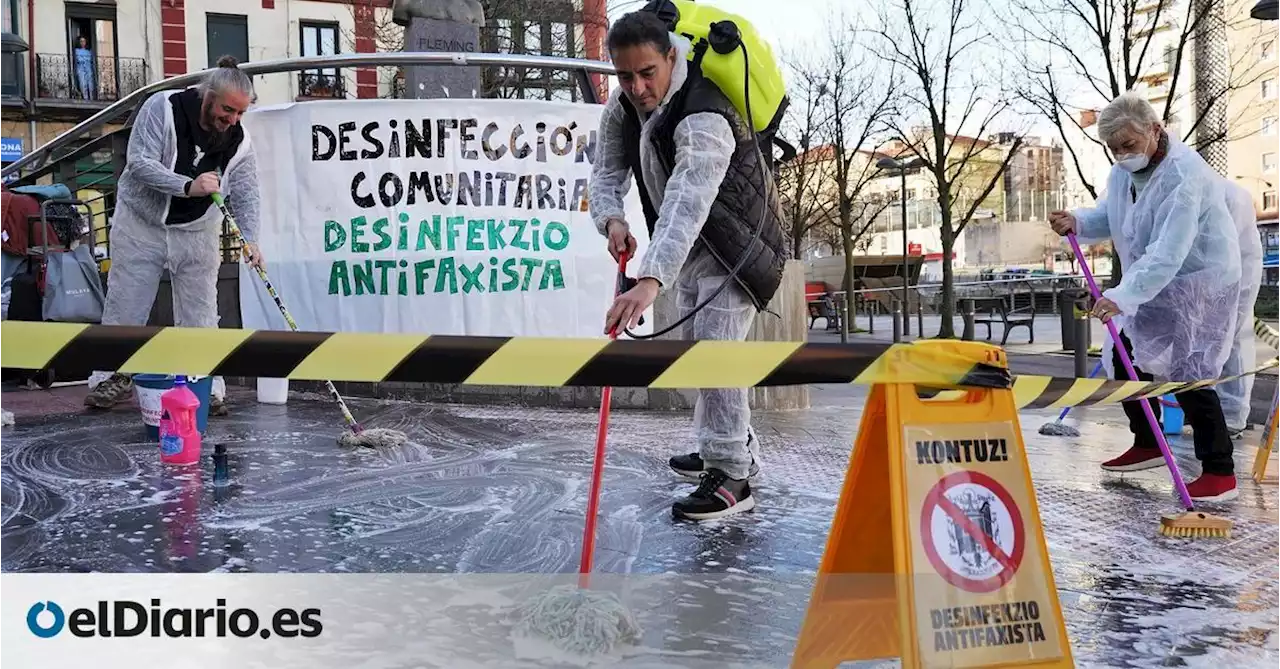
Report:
1115,153,1149,172
1114,134,1154,172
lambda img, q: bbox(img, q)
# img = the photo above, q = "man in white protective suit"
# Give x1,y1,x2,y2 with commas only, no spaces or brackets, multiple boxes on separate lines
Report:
589,11,789,521
1049,92,1244,503
1219,181,1263,438
85,55,264,413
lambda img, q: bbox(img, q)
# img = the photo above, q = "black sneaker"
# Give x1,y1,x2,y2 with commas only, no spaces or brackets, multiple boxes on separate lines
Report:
672,468,756,521
669,429,761,479
84,373,133,409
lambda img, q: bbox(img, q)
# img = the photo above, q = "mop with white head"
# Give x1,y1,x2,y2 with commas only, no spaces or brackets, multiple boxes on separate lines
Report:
511,584,641,656
337,426,409,449
210,191,410,451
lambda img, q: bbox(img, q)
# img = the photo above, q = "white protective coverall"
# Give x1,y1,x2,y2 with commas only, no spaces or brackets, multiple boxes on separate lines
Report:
589,33,758,480
1217,181,1263,431
89,88,260,395
1074,135,1243,384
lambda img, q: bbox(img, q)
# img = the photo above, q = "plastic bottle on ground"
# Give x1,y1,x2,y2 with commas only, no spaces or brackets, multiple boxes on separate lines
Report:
159,376,202,466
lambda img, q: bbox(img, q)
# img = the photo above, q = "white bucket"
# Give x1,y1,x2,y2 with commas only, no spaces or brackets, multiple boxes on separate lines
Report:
136,385,166,427
257,378,289,404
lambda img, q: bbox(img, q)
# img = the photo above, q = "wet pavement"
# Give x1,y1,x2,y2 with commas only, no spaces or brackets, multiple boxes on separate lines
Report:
1,384,1277,667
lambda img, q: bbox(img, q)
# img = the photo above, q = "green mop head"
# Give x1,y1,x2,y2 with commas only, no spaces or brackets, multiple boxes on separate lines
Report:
511,584,642,657
337,427,409,449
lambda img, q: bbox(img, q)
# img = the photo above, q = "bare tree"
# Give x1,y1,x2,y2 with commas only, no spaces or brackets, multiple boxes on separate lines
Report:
776,47,838,261
875,0,1027,338
1004,0,1277,286
811,17,901,325
1007,0,1274,198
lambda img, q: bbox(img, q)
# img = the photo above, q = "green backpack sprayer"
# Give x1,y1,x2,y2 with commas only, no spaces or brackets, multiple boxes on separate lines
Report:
618,0,794,340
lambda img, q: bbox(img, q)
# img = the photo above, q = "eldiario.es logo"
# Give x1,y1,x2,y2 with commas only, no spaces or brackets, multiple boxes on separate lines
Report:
26,599,322,639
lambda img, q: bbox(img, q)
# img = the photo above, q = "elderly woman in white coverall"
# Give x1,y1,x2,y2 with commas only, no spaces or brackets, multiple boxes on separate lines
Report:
84,56,263,413
1049,92,1243,503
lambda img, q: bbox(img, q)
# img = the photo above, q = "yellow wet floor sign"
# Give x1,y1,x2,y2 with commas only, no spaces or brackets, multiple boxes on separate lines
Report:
792,340,1073,668
1251,386,1278,484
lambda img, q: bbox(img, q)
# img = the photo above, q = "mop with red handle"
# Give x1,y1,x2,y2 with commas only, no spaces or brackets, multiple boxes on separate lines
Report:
511,251,642,655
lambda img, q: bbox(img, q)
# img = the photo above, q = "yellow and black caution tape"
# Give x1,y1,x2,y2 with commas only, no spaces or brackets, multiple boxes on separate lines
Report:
1254,317,1279,349
1,322,1274,410
0,322,1009,391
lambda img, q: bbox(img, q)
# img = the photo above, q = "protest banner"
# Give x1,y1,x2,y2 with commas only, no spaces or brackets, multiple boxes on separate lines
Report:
237,98,651,338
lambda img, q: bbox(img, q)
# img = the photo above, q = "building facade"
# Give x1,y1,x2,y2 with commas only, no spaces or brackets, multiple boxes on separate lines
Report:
1,0,597,171
1,0,401,172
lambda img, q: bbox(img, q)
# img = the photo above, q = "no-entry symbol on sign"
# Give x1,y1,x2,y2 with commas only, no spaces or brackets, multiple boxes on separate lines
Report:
920,470,1025,593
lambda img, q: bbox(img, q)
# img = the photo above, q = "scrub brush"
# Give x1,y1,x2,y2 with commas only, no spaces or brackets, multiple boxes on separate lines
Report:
1068,233,1231,540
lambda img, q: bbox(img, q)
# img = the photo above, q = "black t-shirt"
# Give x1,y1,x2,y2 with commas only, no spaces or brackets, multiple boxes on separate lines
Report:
166,88,244,225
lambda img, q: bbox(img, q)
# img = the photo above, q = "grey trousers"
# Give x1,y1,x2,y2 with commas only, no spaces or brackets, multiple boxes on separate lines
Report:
90,211,225,398
674,249,758,479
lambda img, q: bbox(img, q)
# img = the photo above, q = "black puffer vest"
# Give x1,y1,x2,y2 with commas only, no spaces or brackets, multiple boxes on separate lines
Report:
617,65,788,312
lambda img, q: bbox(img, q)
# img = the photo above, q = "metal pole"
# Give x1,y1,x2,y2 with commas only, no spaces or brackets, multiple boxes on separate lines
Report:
892,302,903,343
917,301,924,340
1074,317,1089,378
1194,0,1229,176
867,298,874,334
839,301,849,344
901,169,910,336
961,298,975,341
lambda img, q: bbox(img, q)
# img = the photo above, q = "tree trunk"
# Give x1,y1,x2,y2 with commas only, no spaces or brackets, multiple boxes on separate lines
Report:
792,221,804,261
938,225,956,339
842,224,856,331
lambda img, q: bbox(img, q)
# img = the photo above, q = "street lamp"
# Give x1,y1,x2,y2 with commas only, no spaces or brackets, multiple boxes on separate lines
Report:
877,155,926,336
1251,0,1277,20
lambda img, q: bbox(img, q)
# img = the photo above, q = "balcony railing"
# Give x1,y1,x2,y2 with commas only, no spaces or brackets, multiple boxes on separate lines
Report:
36,53,147,103
298,72,345,99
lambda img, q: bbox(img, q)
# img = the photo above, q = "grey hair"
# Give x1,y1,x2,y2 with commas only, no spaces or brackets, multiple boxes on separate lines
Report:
198,54,256,101
1097,91,1161,142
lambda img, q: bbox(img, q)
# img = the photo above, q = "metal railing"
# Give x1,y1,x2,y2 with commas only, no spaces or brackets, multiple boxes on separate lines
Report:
35,53,147,103
2,52,616,181
805,273,1120,344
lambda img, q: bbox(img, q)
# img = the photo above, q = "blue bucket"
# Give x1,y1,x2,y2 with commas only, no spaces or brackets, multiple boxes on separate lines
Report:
1159,395,1183,435
133,374,213,440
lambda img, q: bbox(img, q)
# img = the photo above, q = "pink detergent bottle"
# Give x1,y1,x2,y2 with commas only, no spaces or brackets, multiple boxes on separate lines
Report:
159,376,202,465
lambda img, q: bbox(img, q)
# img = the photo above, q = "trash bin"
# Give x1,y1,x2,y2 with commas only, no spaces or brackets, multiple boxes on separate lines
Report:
1059,287,1091,350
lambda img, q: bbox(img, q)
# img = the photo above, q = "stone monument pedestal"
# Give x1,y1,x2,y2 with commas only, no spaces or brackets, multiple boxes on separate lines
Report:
393,0,484,99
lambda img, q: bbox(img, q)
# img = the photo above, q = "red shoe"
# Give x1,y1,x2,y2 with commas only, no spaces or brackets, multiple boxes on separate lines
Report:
1101,446,1165,472
1186,473,1238,503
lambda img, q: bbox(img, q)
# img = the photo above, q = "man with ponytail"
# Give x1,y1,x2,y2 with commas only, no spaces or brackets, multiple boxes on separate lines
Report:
85,55,264,414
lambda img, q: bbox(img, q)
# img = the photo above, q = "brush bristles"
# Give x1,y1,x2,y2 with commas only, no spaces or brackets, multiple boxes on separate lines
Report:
1159,511,1232,539
1159,526,1231,538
